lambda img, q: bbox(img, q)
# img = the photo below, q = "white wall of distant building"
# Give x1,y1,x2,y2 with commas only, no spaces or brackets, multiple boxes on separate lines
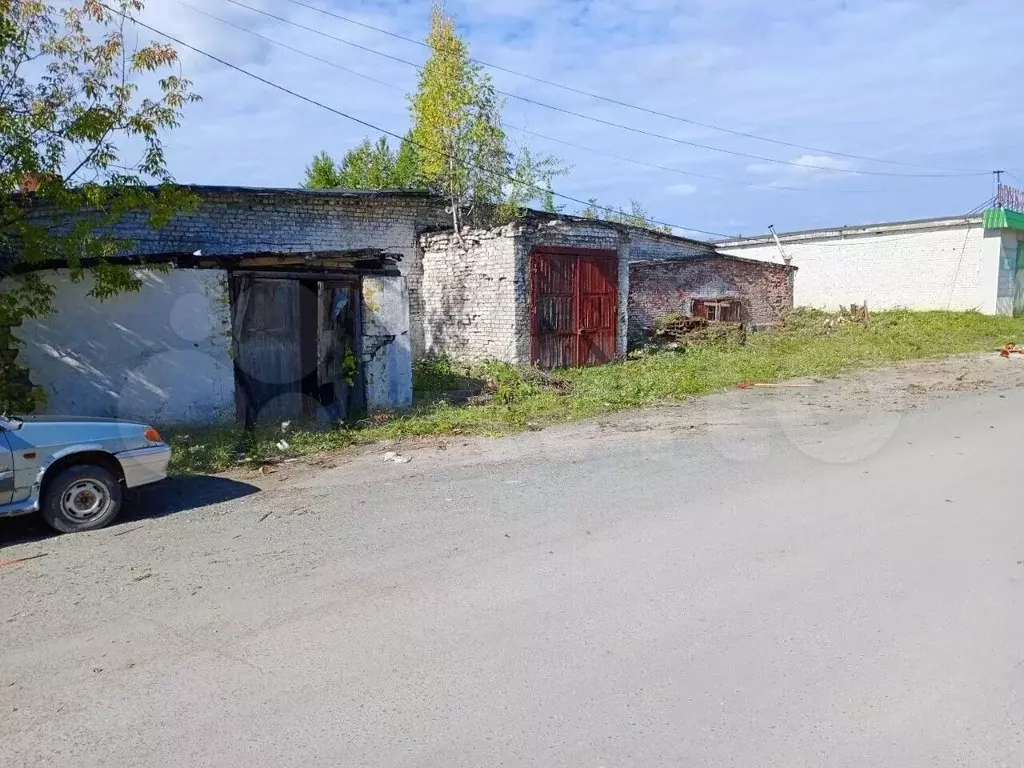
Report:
719,216,1018,314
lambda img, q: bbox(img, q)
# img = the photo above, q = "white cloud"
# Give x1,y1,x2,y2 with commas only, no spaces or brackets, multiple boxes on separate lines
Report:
115,0,1024,234
666,183,698,196
747,154,857,177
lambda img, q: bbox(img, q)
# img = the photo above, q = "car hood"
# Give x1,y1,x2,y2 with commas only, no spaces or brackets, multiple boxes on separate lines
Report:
15,416,146,426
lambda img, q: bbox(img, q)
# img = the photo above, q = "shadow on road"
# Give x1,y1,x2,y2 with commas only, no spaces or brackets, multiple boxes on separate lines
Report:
0,475,260,550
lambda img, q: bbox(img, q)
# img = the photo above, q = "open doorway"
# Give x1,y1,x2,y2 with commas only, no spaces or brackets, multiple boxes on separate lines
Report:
229,274,363,427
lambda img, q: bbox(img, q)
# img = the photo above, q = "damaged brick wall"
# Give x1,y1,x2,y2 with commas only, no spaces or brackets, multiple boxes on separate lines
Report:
418,216,735,364
420,218,630,363
628,256,795,346
420,225,522,362
103,187,449,358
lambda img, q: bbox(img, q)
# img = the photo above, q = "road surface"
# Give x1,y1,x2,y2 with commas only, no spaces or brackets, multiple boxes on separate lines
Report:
2,355,1023,766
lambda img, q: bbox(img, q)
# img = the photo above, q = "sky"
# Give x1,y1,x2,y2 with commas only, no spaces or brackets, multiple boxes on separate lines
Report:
131,0,1024,240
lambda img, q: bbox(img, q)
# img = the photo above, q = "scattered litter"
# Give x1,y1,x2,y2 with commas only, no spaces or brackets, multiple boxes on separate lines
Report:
0,553,48,568
280,421,292,433
276,440,290,451
381,451,411,464
258,510,274,523
999,343,1024,358
259,465,276,475
737,381,813,390
132,572,153,582
113,525,145,537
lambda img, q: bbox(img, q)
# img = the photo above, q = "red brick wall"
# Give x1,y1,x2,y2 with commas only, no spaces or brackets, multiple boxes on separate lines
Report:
628,256,794,345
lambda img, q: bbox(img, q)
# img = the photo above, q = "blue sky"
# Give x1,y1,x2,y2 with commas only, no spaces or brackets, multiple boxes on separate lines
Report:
135,0,1024,239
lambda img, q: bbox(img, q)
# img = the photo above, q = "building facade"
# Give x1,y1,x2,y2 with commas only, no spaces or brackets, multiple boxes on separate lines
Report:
4,187,450,425
719,209,1024,316
420,213,795,365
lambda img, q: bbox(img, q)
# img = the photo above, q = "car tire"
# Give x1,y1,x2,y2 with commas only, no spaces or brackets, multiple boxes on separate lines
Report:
40,465,123,533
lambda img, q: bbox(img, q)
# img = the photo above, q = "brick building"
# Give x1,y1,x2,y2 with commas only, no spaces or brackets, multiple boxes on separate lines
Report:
4,187,795,425
421,212,795,365
4,186,449,425
628,254,796,346
719,209,1024,316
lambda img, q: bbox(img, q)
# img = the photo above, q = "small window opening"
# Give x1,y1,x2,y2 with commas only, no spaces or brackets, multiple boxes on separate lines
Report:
693,299,740,323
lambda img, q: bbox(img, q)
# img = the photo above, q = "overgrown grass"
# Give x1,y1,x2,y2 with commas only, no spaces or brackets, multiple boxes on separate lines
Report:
167,310,1024,475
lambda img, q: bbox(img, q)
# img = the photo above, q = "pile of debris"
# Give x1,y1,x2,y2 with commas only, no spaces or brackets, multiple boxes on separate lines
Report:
999,342,1024,358
644,312,746,351
819,303,868,331
823,303,870,330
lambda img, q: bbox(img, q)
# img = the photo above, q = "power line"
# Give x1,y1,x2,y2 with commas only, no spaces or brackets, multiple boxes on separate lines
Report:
946,196,994,309
274,0,991,176
109,7,734,239
214,0,988,180
178,0,884,196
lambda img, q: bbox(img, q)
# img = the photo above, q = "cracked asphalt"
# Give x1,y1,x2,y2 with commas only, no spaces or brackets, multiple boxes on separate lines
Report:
2,354,1023,767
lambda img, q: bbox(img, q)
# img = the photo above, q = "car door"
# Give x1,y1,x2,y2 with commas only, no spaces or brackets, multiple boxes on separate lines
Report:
0,428,14,504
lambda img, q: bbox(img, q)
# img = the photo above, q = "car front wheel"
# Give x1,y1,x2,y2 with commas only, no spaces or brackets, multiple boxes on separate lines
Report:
40,465,123,533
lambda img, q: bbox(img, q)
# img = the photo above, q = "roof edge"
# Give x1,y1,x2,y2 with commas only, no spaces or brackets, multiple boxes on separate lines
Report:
718,213,985,247
983,207,1024,232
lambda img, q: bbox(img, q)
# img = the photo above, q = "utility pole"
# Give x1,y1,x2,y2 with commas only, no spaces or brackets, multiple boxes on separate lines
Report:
994,169,1005,205
768,225,791,266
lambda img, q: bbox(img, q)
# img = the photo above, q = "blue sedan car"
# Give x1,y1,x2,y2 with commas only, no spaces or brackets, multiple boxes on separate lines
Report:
0,415,172,533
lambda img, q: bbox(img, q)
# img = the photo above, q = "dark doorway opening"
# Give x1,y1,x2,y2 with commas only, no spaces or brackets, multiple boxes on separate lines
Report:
229,274,363,427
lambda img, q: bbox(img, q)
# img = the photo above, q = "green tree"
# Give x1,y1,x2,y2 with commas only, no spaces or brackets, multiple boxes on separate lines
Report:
304,5,565,225
302,151,344,189
0,0,200,410
580,198,672,234
303,135,423,190
409,5,509,226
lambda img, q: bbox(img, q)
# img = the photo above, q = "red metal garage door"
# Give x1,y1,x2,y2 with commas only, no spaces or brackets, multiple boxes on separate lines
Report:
530,248,618,367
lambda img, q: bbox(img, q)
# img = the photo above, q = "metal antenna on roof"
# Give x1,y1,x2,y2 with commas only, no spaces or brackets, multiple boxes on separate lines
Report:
768,225,792,266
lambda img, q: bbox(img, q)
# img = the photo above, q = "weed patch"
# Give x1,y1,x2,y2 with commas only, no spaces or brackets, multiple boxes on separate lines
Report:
168,310,1024,475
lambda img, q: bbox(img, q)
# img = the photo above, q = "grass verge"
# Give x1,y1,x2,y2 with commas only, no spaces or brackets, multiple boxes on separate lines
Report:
167,310,1024,475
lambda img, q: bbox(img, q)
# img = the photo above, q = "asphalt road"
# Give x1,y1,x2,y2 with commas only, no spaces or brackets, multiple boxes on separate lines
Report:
2,357,1023,767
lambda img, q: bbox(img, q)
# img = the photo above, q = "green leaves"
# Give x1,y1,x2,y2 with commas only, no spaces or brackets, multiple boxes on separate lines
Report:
0,1,199,411
303,136,424,190
302,3,566,227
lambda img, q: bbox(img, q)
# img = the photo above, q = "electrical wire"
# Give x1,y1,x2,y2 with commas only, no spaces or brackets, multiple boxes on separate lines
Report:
945,196,994,309
273,0,992,175
213,0,989,180
177,0,883,196
106,6,735,239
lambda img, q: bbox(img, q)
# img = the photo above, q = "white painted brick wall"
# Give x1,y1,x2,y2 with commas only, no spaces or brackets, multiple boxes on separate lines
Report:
4,268,235,424
721,219,991,312
420,226,522,362
419,218,725,363
102,188,449,357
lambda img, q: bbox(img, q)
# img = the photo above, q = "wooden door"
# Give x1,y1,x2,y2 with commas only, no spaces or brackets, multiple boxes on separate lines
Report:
316,281,363,422
577,254,619,366
232,276,307,425
530,249,618,367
